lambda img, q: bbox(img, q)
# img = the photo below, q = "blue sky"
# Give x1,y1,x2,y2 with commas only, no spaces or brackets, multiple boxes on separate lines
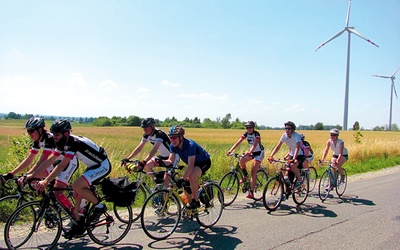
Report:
1,0,399,129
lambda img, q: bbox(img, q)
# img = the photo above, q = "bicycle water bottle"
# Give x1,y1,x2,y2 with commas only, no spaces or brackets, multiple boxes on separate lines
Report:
284,176,291,186
78,198,88,217
179,192,188,204
58,194,74,212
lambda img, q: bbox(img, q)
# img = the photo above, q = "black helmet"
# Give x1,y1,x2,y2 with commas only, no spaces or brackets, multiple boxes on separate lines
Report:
141,117,155,128
24,117,45,129
300,133,305,140
50,119,71,133
284,121,296,131
245,121,255,128
168,125,185,136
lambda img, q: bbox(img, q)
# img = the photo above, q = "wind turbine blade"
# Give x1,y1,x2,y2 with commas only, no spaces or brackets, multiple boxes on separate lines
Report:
391,66,400,77
345,0,352,27
372,74,390,79
393,79,398,99
348,28,379,48
315,29,346,52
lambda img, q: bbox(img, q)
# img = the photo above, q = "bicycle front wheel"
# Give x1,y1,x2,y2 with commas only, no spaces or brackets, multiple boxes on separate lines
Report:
262,177,283,211
253,169,268,201
196,182,224,228
318,171,331,201
0,195,23,249
5,201,62,250
219,171,239,206
292,174,309,205
87,202,132,246
141,189,181,240
336,169,347,197
308,166,318,192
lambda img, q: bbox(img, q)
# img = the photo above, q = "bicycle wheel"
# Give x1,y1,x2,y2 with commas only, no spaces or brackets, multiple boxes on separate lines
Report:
141,189,181,240
292,174,309,205
0,195,23,249
196,182,224,228
307,166,318,192
114,184,146,224
219,171,239,206
336,169,347,197
5,201,62,250
87,202,132,246
253,169,268,201
262,177,283,211
318,170,331,201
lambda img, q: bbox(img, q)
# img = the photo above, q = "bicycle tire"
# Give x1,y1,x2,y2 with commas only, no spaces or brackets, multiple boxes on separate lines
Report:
292,174,309,205
253,169,268,201
0,195,24,249
196,182,224,228
308,166,318,192
318,170,331,201
262,176,283,211
87,202,132,246
140,189,181,240
219,171,239,206
5,201,62,250
335,169,347,197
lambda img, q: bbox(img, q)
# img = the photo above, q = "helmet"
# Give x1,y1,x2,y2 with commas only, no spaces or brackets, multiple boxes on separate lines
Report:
330,128,340,135
24,117,45,129
284,121,296,130
300,133,305,140
245,121,255,128
168,125,185,136
141,117,155,128
50,119,72,133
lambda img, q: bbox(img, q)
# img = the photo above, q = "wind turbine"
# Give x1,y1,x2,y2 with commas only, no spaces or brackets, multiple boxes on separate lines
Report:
372,66,400,131
315,0,379,130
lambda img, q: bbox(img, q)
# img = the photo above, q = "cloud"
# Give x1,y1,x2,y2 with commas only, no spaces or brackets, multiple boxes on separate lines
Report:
284,104,305,113
69,73,88,87
99,80,117,91
161,80,180,87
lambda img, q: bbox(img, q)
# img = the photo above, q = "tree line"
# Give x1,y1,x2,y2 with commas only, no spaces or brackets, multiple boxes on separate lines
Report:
1,111,398,131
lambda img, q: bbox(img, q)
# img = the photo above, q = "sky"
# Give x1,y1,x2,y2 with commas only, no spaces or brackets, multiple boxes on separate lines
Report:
0,0,399,130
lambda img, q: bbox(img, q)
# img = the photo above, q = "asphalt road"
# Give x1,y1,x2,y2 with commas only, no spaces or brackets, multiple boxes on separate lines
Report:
14,166,400,249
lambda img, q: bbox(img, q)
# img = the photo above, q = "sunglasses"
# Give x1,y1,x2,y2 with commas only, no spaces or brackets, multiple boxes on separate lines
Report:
330,134,338,136
246,127,253,129
27,129,36,134
285,127,292,130
169,136,179,140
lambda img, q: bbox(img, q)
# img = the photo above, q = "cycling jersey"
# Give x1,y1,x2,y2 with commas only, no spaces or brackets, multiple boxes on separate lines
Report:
241,130,264,154
170,138,210,165
279,132,304,156
30,132,56,156
329,139,348,156
142,129,171,157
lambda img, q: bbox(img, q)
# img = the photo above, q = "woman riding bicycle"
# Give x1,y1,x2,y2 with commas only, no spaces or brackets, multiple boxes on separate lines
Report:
160,125,211,210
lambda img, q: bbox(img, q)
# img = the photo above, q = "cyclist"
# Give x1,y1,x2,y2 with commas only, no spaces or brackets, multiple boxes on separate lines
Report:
226,121,265,199
268,121,305,189
299,133,314,170
29,119,111,238
161,125,211,209
320,128,348,185
1,117,78,200
121,117,179,186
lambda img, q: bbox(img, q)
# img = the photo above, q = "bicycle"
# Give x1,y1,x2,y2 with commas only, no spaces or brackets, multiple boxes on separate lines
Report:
262,159,309,211
318,161,347,201
140,161,224,240
303,165,318,193
219,153,268,206
122,159,167,222
4,178,133,249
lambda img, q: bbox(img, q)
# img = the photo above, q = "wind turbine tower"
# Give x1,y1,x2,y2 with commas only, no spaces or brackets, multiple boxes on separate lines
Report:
372,66,400,131
315,0,379,130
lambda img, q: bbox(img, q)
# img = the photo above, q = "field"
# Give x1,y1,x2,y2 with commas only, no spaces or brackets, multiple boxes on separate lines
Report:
1,119,400,182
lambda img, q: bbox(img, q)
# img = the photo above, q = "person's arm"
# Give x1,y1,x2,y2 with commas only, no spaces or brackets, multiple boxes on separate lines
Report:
337,141,345,163
293,141,301,160
10,153,36,175
226,137,244,156
36,156,71,192
143,141,161,162
125,140,146,160
321,140,330,161
26,151,51,174
31,153,59,178
270,141,283,158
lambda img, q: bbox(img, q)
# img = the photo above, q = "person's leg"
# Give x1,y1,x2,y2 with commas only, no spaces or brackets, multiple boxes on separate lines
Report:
250,160,261,192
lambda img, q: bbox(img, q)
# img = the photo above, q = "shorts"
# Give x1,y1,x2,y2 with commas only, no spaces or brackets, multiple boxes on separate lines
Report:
195,158,212,175
82,158,112,186
333,154,349,161
305,155,314,163
45,156,79,186
252,151,265,162
286,155,306,169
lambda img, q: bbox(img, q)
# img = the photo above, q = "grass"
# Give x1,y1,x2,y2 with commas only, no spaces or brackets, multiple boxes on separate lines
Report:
1,119,400,183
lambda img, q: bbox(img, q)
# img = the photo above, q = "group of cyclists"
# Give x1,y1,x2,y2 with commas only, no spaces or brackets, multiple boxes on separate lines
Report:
1,116,349,240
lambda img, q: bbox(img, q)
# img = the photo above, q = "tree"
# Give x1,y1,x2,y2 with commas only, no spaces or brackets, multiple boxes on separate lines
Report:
314,122,324,130
221,113,232,129
92,117,112,126
353,121,360,131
